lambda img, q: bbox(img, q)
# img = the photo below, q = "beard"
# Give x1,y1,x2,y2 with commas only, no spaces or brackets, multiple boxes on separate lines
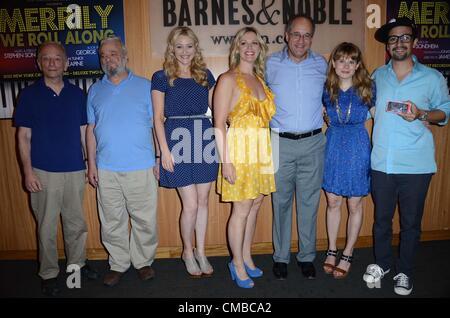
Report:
101,62,126,77
391,46,411,61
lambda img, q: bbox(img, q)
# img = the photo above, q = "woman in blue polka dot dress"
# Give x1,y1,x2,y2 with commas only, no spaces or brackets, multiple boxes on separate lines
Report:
151,27,218,278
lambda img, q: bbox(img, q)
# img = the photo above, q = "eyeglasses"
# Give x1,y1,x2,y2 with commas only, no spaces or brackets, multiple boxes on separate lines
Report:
387,34,414,44
289,32,312,41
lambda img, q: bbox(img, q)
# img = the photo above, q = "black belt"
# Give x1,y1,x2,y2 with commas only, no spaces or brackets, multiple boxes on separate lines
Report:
278,128,322,140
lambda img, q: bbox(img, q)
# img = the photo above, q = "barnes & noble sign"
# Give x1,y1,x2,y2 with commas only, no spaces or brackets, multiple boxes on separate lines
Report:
150,0,365,56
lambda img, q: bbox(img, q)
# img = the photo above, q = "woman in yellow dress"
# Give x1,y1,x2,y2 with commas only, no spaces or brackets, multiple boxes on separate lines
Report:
214,27,276,288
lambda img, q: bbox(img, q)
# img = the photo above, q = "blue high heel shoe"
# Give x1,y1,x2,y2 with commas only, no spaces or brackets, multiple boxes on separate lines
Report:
228,262,254,289
244,263,263,278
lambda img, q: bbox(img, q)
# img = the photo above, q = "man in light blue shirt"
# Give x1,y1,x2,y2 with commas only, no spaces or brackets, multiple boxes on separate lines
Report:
363,18,450,296
266,15,327,280
86,36,158,287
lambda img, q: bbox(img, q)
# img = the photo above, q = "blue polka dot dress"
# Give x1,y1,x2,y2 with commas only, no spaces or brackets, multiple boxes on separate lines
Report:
322,85,376,197
151,69,218,188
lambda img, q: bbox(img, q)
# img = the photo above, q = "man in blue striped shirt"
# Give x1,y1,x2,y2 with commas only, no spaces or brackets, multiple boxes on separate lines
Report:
363,17,450,296
266,15,327,280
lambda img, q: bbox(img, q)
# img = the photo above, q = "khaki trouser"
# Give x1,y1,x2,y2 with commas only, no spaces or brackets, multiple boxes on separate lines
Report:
31,169,87,280
97,168,158,272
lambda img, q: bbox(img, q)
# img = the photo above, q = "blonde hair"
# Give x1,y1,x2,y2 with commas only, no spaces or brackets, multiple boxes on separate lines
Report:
163,26,208,87
229,27,268,80
325,42,373,106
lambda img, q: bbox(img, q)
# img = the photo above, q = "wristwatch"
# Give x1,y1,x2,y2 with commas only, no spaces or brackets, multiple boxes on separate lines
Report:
418,110,429,121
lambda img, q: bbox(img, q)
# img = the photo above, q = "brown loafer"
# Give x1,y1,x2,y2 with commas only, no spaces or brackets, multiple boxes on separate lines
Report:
103,270,123,287
137,266,155,281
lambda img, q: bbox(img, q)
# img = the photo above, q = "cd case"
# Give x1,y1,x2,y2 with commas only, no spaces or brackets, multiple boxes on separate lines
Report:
386,101,411,114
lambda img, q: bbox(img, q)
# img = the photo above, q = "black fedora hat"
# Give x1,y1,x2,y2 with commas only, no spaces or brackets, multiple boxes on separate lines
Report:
374,17,418,43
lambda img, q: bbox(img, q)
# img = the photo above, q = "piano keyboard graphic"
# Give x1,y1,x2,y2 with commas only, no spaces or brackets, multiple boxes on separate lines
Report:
0,77,101,119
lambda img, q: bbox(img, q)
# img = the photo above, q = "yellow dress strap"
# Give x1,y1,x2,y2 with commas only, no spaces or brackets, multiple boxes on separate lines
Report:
236,69,273,102
235,69,252,97
259,76,274,101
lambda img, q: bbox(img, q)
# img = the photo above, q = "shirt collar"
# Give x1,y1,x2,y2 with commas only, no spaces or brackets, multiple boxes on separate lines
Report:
387,55,419,74
101,69,133,85
37,77,69,92
36,77,47,88
281,46,313,64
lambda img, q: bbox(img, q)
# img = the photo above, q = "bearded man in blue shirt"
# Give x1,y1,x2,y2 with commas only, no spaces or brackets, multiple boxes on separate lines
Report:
86,37,158,287
363,17,450,296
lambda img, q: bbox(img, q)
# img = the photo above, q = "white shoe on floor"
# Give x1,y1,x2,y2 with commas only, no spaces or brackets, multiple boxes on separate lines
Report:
363,264,390,283
393,273,413,296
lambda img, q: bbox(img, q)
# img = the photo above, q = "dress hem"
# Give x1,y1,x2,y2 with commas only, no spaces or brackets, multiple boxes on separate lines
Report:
322,186,369,198
160,177,218,188
217,189,276,202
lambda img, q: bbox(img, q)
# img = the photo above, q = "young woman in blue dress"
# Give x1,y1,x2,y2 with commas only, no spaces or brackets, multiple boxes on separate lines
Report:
151,27,218,278
321,42,375,279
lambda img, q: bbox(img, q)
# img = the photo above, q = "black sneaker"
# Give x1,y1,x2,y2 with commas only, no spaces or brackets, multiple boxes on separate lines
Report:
298,261,316,279
393,273,413,296
41,278,59,297
80,264,99,280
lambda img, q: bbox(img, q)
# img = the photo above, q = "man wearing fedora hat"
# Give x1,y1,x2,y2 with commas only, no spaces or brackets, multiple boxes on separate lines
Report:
362,17,450,296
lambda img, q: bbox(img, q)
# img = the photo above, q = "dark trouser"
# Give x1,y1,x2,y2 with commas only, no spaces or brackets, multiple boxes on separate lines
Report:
371,170,432,277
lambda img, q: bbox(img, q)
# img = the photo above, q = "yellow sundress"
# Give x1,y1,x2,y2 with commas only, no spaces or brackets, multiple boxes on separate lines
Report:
217,71,276,201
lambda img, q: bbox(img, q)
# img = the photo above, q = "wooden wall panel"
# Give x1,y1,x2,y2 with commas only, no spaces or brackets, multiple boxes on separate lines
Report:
0,121,37,251
1,0,449,260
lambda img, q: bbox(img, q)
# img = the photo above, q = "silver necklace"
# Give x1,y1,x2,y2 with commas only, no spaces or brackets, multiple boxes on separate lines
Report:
336,93,352,124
